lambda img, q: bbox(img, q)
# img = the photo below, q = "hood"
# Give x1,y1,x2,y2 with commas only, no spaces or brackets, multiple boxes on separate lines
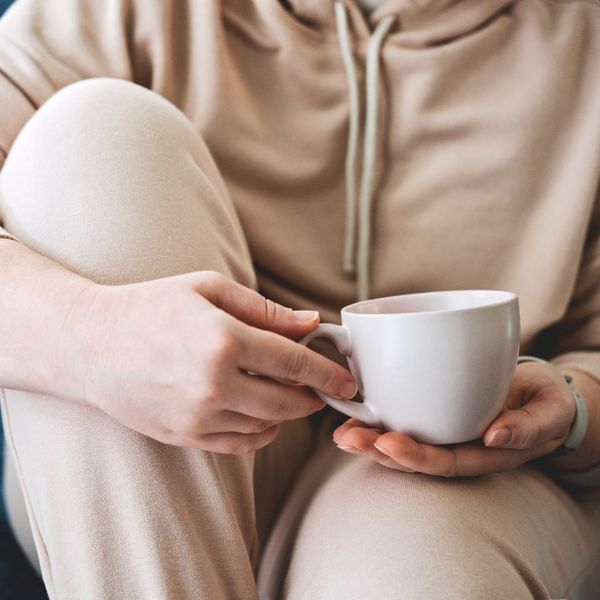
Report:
284,0,515,47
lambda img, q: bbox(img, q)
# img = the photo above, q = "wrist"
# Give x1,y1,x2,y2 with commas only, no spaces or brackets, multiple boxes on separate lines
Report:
547,386,588,456
51,280,107,404
517,356,586,454
536,367,600,475
0,240,99,398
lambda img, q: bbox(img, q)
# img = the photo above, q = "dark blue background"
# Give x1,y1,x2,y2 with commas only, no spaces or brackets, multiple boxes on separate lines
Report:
1,0,50,597
0,0,13,17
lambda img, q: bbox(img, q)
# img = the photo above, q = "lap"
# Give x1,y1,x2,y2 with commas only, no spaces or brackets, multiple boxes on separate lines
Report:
260,421,600,600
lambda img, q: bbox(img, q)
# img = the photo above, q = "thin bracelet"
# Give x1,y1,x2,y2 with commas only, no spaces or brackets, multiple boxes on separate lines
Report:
516,355,589,455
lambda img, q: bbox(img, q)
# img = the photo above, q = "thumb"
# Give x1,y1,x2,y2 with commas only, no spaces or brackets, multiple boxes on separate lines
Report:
483,388,572,450
198,272,320,337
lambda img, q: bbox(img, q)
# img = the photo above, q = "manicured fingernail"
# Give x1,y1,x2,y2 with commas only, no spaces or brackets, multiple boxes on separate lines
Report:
338,381,358,399
374,442,391,455
293,310,319,322
336,444,354,451
485,427,511,447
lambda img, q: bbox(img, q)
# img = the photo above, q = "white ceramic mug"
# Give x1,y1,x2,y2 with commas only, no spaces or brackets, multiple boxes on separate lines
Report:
299,290,520,445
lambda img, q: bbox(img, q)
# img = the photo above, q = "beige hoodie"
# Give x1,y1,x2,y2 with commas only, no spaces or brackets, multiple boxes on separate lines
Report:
0,0,599,381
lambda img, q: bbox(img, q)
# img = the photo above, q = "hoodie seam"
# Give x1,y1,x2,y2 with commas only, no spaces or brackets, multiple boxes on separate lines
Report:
261,1,521,50
266,0,600,53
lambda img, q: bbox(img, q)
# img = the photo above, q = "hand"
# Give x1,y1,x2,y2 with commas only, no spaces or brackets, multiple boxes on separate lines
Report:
59,271,357,453
332,361,576,477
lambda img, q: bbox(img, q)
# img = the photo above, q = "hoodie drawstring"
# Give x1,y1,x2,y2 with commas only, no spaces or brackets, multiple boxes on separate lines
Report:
334,2,396,301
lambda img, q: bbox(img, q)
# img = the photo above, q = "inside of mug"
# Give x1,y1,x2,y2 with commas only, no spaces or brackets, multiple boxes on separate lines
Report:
345,290,515,315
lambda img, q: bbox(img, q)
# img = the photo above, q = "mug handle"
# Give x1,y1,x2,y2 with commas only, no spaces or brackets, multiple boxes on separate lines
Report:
299,324,382,427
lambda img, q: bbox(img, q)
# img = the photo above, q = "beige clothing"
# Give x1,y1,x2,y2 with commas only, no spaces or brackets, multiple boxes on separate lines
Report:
1,76,599,600
1,0,600,596
0,78,315,599
0,0,599,382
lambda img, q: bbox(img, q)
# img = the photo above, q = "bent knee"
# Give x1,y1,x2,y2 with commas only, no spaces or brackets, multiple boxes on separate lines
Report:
0,79,196,246
0,77,253,286
3,78,193,175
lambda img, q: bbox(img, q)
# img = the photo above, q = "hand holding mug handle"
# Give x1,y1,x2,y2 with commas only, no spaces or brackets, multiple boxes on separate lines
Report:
299,324,382,427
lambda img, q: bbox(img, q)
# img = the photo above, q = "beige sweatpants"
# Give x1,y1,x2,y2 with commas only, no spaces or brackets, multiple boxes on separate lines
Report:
1,78,599,600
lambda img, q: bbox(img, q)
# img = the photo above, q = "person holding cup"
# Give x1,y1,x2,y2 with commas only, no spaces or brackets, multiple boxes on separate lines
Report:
0,0,599,599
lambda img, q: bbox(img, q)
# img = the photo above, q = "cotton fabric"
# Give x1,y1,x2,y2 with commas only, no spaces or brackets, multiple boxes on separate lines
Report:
1,0,600,597
0,0,599,382
0,77,599,600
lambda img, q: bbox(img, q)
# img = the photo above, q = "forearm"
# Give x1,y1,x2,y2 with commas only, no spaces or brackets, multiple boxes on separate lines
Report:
0,239,94,399
541,367,600,473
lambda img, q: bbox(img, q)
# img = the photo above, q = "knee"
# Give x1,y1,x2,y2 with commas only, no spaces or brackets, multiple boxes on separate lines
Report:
2,78,194,181
0,77,253,286
0,79,189,267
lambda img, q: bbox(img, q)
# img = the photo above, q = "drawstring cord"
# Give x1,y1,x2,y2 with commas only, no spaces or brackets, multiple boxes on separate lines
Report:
335,2,360,278
334,2,396,301
358,13,396,301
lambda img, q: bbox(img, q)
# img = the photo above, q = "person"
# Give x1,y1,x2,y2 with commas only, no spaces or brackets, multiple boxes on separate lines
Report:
0,0,599,598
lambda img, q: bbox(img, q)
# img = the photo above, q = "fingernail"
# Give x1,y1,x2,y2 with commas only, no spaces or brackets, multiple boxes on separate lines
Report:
293,310,319,322
485,427,511,447
374,442,391,455
336,444,354,451
338,381,358,399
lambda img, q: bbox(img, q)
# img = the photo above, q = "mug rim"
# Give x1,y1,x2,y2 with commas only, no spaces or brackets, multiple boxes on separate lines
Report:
341,289,517,317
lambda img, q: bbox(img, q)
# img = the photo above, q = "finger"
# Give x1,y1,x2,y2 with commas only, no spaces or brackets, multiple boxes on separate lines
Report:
345,447,417,473
332,418,384,444
335,437,417,473
192,425,281,454
332,424,416,470
373,432,546,477
225,371,326,421
334,423,380,449
483,386,575,450
203,409,282,435
236,325,357,399
332,421,414,471
197,271,320,338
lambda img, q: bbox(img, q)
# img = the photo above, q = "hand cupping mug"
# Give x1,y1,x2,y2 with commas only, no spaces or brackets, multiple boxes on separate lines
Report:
300,290,520,445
